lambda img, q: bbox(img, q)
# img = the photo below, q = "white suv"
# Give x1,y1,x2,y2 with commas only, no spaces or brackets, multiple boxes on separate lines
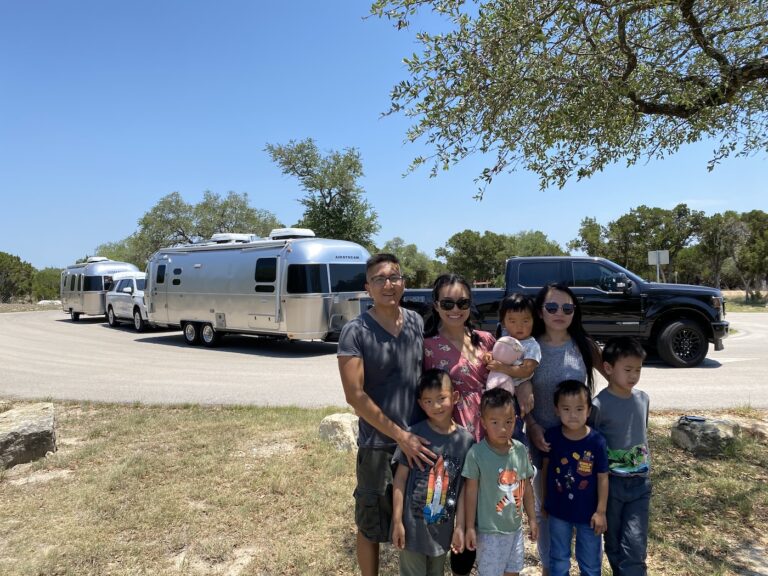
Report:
105,271,150,332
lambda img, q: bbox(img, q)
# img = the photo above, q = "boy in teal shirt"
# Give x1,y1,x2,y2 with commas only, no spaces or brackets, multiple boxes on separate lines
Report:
463,388,538,576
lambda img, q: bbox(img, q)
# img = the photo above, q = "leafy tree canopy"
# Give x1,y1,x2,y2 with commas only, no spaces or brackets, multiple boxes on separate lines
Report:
372,0,768,192
32,267,62,301
0,252,34,302
265,138,380,250
437,229,565,284
381,237,447,287
95,191,282,266
569,203,704,279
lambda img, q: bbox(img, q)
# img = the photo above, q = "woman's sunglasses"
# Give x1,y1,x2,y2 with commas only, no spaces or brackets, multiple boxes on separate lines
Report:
438,298,471,311
543,302,575,315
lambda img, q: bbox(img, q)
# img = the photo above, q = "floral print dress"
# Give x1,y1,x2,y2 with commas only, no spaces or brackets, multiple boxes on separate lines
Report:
423,330,495,441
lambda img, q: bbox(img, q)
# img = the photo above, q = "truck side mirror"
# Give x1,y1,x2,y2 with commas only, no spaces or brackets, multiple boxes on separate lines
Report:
122,286,133,294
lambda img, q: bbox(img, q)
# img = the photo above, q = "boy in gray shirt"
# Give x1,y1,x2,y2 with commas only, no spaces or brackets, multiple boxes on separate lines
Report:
590,337,650,576
392,369,474,576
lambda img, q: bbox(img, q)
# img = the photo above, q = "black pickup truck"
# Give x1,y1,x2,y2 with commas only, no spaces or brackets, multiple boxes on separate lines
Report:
398,256,729,368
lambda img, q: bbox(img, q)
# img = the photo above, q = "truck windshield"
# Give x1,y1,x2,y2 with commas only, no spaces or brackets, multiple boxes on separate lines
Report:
330,264,367,292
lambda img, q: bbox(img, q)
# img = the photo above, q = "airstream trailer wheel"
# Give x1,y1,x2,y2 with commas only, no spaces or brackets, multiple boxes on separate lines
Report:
70,310,80,322
133,308,146,332
201,323,221,347
182,322,201,345
107,307,119,327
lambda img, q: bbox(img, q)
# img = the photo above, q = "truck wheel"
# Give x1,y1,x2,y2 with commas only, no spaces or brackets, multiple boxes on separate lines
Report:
107,307,118,327
133,308,146,332
658,319,707,367
182,322,201,345
70,310,80,322
200,323,221,347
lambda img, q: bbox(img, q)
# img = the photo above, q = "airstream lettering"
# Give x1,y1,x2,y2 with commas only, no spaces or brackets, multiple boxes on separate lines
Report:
145,229,370,346
60,257,140,321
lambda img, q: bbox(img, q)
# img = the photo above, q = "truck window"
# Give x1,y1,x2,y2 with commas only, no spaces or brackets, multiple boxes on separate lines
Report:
572,262,619,291
518,262,560,287
136,278,146,290
329,264,367,292
255,258,276,293
287,264,329,294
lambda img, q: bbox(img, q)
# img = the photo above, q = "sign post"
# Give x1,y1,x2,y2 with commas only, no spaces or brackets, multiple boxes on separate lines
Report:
647,250,670,282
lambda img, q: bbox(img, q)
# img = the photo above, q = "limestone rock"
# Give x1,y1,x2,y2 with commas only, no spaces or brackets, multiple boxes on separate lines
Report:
0,403,57,470
671,416,741,457
319,413,359,452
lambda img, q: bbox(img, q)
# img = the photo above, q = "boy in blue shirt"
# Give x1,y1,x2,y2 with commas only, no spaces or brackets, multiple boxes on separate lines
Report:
591,337,651,576
392,369,475,576
541,379,609,576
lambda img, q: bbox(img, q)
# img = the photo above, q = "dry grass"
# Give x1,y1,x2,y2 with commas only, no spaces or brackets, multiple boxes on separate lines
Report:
0,403,766,575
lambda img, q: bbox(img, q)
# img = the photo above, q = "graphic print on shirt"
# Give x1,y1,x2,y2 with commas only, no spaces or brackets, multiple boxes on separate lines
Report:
495,468,524,515
416,453,463,525
607,445,649,475
554,450,594,500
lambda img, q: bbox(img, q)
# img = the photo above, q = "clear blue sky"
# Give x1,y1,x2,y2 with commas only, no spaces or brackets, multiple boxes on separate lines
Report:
1,0,765,270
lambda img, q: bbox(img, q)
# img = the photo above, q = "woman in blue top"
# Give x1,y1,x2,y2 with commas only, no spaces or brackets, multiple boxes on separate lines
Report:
521,282,604,576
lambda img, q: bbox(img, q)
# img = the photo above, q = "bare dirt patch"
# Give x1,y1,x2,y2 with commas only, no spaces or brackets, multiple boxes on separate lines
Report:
0,302,62,313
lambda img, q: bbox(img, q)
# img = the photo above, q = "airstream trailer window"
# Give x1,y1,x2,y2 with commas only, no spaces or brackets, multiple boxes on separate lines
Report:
329,264,366,292
287,264,329,294
77,275,83,291
254,258,276,293
83,276,104,291
69,275,76,291
156,265,166,284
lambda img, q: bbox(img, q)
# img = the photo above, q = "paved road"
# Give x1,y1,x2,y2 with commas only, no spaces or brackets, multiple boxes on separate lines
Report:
1,311,766,409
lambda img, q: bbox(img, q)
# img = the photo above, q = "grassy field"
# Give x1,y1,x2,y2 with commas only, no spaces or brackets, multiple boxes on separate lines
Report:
0,402,766,576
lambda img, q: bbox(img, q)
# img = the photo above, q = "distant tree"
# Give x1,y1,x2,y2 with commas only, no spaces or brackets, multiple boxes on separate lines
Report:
99,191,283,266
571,204,703,278
93,236,143,266
436,229,564,285
695,212,745,288
381,237,443,287
729,210,768,301
567,217,606,257
265,138,380,250
373,0,768,193
32,267,62,301
193,190,282,241
0,252,34,302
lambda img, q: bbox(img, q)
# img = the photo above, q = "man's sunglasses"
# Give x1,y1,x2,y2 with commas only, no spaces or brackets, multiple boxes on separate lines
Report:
543,302,575,315
438,298,471,311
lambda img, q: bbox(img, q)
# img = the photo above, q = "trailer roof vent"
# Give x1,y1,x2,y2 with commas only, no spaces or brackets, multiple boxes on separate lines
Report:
86,256,109,263
209,233,256,244
269,228,315,240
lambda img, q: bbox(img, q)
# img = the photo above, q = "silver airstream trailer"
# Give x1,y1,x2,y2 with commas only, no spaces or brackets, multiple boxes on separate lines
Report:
60,257,140,321
145,228,370,346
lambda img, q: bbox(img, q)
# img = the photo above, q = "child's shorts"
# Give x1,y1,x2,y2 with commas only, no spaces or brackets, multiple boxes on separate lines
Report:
477,530,525,575
353,447,396,542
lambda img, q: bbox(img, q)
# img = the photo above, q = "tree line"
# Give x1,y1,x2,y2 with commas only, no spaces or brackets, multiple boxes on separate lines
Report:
1,139,765,302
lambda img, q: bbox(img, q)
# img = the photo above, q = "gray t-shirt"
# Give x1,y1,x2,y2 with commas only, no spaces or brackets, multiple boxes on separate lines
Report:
509,336,542,387
591,388,650,477
393,420,475,556
337,307,424,449
531,338,587,431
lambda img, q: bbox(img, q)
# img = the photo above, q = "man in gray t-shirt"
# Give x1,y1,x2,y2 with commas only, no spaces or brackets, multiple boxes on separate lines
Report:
338,253,436,576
